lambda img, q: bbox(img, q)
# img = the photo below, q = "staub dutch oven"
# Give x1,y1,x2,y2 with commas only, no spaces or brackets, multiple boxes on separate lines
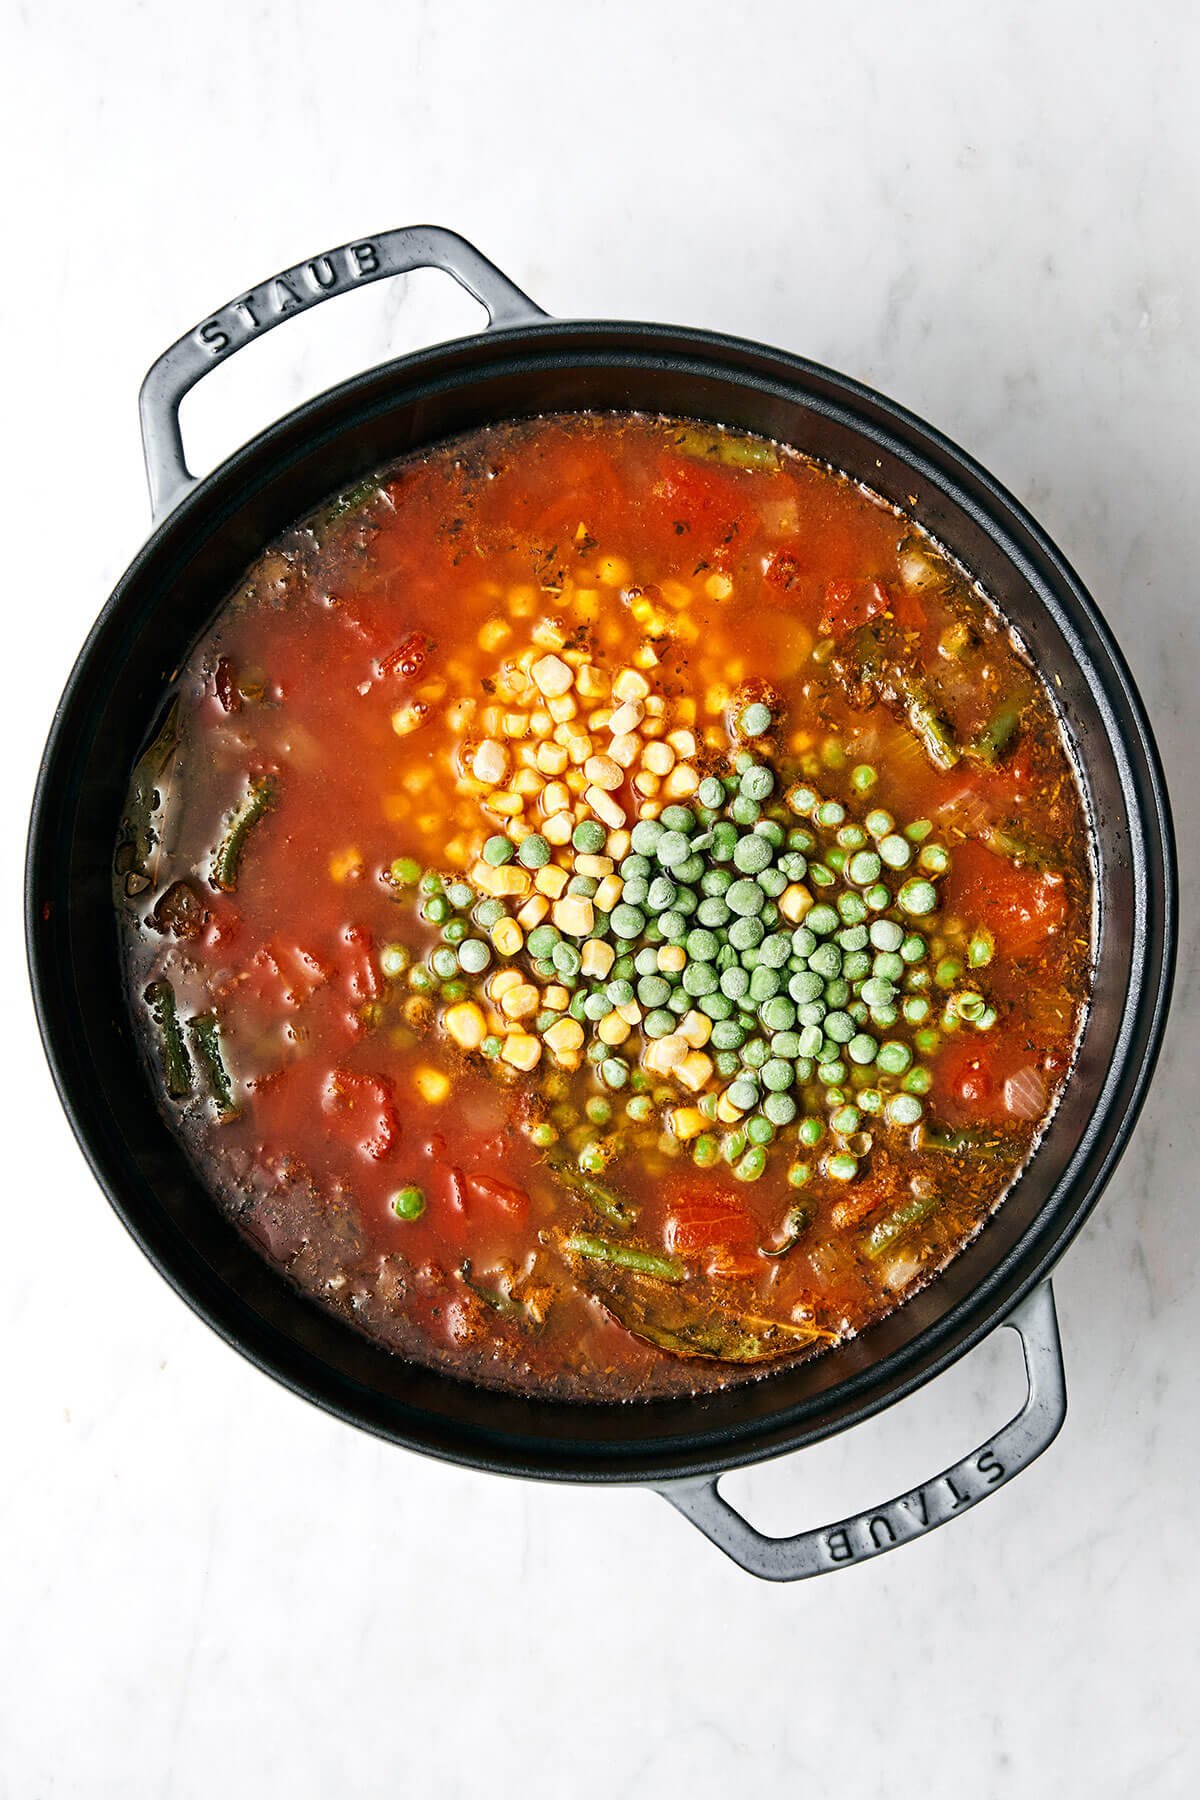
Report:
27,226,1175,1580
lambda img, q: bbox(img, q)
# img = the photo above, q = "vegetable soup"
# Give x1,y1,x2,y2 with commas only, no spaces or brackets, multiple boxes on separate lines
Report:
116,413,1093,1400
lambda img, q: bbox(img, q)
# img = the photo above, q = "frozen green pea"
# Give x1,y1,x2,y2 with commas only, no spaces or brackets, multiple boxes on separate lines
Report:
764,1091,797,1126
740,765,775,803
517,833,551,869
887,1093,924,1126
826,1152,858,1181
851,764,877,794
697,896,731,929
629,821,664,856
760,996,796,1032
919,843,951,876
683,962,719,998
474,896,506,929
431,947,458,980
761,1058,794,1092
905,818,933,841
969,928,995,967
824,1011,856,1043
745,1116,775,1147
876,1040,913,1074
482,835,515,866
847,1032,877,1065
457,938,491,976
878,834,912,869
739,701,772,737
848,850,883,886
697,776,726,809
806,905,839,937
647,876,678,912
903,995,931,1024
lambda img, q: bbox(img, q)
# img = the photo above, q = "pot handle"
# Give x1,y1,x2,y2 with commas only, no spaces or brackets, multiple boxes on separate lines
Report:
657,1280,1066,1582
138,225,548,520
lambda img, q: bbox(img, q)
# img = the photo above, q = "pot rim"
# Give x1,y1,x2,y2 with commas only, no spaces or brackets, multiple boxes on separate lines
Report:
27,316,1177,1484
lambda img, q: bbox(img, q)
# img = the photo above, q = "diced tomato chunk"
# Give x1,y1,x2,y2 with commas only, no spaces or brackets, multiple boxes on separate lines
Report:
667,1189,761,1279
945,840,1068,957
323,1068,400,1160
888,587,928,631
466,1173,530,1219
821,578,889,636
653,457,751,550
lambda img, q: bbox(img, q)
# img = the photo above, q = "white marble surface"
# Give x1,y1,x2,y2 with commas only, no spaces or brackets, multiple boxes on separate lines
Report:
2,2,1198,1794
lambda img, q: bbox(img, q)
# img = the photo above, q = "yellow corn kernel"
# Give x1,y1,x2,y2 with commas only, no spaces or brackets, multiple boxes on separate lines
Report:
675,696,697,726
471,861,531,899
633,771,660,798
705,684,731,714
675,1052,714,1093
608,732,642,769
489,968,522,1001
446,698,476,733
661,579,692,610
479,617,512,653
669,1107,707,1142
606,828,631,861
414,1066,451,1105
488,790,524,816
472,739,508,784
613,668,650,703
391,704,428,737
637,799,663,821
543,985,570,1012
544,1017,586,1058
491,918,524,957
574,853,613,880
645,1034,689,1074
501,712,529,739
596,554,630,588
508,585,537,617
588,707,614,733
617,1000,643,1026
593,873,624,913
501,1032,541,1071
541,780,571,816
517,894,550,930
566,734,592,764
530,653,573,697
662,764,699,799
598,1012,632,1046
633,642,661,669
641,740,676,776
536,740,569,776
716,1088,745,1123
586,786,626,830
443,1002,487,1051
572,588,600,622
704,572,734,601
535,864,570,899
641,714,666,739
667,729,698,757
679,1011,713,1049
576,663,609,700
657,945,687,974
581,939,616,978
547,693,578,723
328,846,363,883
779,883,815,924
584,754,623,791
552,895,595,936
531,618,567,651
543,812,574,845
529,709,553,738
607,699,646,735
500,983,540,1020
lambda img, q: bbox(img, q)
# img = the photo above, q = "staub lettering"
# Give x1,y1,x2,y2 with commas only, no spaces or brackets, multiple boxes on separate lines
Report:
819,1453,1011,1565
195,241,382,357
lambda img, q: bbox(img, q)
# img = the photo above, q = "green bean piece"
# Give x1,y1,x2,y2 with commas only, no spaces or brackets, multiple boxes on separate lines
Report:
211,774,277,892
564,1233,684,1282
118,701,180,891
861,1191,939,1259
550,1158,634,1226
144,979,192,1099
187,1011,238,1120
968,697,1023,764
762,1201,815,1256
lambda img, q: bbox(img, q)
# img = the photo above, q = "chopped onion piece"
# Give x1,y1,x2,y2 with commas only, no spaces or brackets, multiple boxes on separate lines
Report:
1004,1065,1047,1122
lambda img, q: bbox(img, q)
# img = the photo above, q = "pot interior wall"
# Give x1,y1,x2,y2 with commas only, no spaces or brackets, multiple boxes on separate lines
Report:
31,326,1163,1480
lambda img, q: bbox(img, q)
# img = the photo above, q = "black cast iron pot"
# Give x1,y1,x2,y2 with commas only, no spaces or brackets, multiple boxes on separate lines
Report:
27,227,1176,1579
